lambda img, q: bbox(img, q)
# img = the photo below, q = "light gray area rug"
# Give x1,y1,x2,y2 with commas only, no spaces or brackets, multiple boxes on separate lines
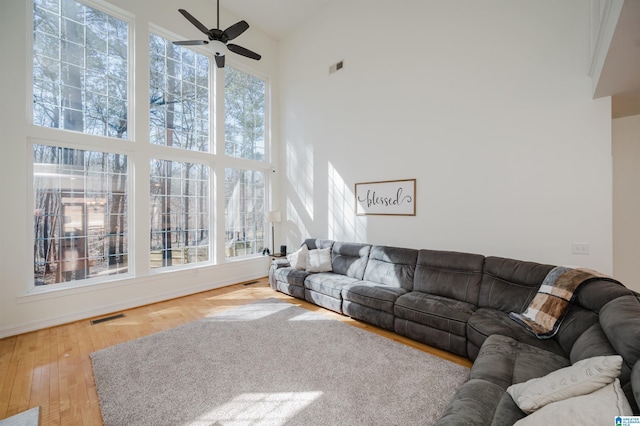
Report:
90,299,469,426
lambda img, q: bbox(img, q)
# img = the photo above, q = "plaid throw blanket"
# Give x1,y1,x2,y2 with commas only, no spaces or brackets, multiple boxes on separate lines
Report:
509,266,618,339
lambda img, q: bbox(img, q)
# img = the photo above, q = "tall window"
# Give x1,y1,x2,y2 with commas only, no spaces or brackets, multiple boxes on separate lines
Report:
29,2,270,291
225,169,265,258
32,0,130,288
33,0,129,137
149,33,209,151
224,67,267,258
225,67,265,160
33,146,129,285
149,33,211,269
150,160,209,268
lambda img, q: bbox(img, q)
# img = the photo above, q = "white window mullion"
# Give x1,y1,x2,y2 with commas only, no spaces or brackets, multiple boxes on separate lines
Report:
214,65,226,263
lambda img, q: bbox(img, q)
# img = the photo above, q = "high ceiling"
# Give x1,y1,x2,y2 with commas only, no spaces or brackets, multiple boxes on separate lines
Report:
221,0,333,41
223,0,640,118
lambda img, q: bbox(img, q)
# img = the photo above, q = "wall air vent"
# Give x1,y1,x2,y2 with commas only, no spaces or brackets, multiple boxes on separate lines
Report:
329,60,344,74
90,313,125,325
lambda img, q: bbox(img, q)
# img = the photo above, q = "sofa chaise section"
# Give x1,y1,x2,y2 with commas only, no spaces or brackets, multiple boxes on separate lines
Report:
394,249,485,357
439,291,640,425
437,334,572,426
341,245,418,331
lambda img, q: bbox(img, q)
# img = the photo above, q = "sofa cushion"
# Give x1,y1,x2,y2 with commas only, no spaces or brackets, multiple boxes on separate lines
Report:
478,257,555,313
436,379,526,426
330,241,371,279
513,379,632,425
395,292,476,337
273,266,311,287
633,361,640,411
470,335,570,390
554,279,633,358
599,295,640,375
341,283,407,314
413,249,485,305
362,245,418,290
304,272,361,298
303,238,334,250
467,308,565,358
342,301,395,331
507,355,623,414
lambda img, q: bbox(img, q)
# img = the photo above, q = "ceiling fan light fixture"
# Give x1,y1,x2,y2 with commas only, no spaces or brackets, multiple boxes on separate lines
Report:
174,6,261,68
209,39,228,56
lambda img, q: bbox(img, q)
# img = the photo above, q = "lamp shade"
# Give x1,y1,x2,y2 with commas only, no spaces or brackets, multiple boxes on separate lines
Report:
266,211,281,223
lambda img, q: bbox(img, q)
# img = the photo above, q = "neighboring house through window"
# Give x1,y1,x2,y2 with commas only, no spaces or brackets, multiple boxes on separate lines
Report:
30,0,271,290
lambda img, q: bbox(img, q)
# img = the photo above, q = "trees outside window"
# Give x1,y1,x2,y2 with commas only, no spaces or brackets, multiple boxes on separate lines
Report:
33,145,128,285
150,160,209,268
32,0,130,286
33,0,128,137
149,33,209,151
149,34,211,269
224,67,267,258
30,0,270,289
225,67,265,160
224,169,265,258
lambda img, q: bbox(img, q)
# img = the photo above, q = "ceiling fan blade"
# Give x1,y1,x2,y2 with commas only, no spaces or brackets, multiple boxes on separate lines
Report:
222,20,249,42
173,40,209,46
214,54,226,68
227,44,261,61
178,9,211,36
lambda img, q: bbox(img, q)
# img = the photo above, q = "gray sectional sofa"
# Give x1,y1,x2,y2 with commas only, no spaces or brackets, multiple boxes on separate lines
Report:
268,238,640,424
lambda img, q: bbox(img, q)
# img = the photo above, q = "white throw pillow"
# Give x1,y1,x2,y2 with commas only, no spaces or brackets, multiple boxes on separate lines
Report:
514,379,632,425
287,245,309,270
507,355,622,414
306,247,333,273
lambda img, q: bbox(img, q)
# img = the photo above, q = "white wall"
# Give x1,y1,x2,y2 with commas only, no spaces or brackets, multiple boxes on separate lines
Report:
0,0,279,338
279,1,614,274
613,114,640,292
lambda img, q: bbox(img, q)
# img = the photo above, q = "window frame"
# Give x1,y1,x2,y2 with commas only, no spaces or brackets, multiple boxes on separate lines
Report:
29,0,136,141
24,0,274,296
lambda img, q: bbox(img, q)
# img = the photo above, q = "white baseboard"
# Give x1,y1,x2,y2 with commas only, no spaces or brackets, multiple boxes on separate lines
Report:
0,267,268,339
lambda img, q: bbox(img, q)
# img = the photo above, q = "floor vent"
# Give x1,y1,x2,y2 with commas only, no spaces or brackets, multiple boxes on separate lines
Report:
243,280,259,286
91,313,125,325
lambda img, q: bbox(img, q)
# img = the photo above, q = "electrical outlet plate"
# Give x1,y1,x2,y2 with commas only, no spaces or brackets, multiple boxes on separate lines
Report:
571,242,590,255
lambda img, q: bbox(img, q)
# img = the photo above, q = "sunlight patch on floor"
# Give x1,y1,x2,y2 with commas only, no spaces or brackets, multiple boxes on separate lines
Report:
187,391,323,426
287,311,333,321
206,302,292,321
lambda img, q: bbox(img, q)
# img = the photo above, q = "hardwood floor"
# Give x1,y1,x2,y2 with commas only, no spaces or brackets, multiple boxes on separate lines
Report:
0,277,471,425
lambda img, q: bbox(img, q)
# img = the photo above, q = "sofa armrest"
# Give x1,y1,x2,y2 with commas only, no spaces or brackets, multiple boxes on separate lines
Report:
272,258,291,269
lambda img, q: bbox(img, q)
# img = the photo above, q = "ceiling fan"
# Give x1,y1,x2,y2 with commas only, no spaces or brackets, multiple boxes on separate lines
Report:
173,0,261,68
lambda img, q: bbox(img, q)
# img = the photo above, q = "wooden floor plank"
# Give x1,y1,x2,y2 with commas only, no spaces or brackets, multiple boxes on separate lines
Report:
0,278,471,425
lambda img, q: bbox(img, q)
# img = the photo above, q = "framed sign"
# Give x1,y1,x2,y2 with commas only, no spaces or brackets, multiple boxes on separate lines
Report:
355,179,416,216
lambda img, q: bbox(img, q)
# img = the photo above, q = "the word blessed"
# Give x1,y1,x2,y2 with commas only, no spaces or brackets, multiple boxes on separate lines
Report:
357,188,413,208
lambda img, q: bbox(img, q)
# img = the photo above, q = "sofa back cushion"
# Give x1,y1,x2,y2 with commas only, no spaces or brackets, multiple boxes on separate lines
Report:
478,256,555,312
600,295,640,383
555,280,633,356
413,249,485,304
303,238,334,251
632,361,640,413
568,294,640,414
331,241,371,280
362,245,418,290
